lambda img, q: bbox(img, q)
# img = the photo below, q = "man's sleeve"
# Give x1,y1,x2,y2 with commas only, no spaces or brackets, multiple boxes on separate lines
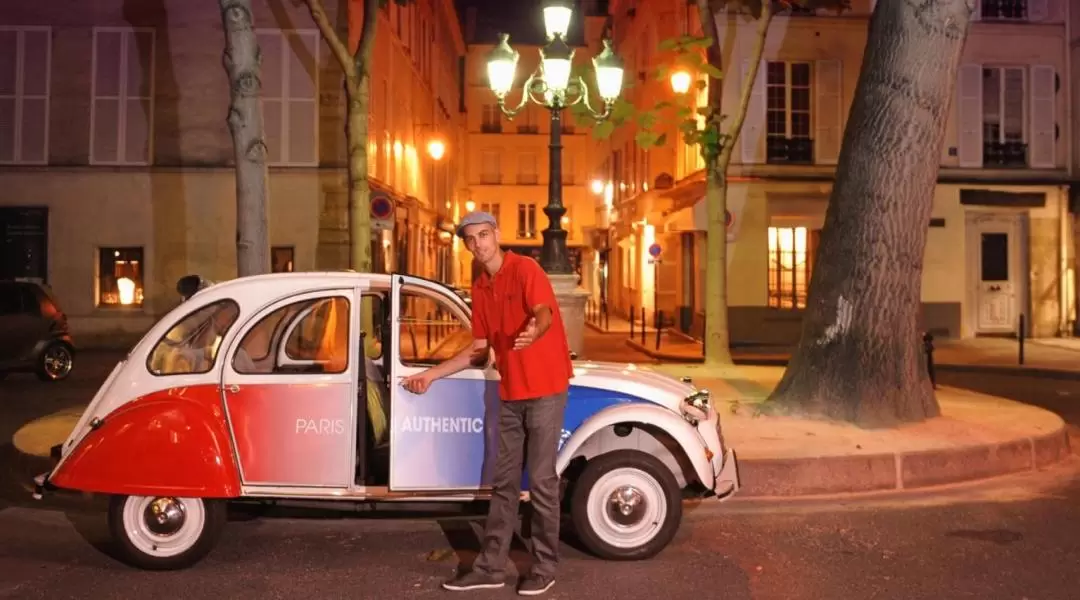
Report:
470,289,488,340
522,258,558,311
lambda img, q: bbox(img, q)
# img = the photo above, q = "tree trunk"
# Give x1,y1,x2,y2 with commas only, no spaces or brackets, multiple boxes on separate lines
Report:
220,0,270,277
703,156,733,367
766,0,974,428
695,3,772,368
346,75,373,274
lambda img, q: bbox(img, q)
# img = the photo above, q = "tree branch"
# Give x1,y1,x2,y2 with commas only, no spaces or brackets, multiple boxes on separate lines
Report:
355,0,380,77
721,0,773,153
697,0,725,111
301,0,355,78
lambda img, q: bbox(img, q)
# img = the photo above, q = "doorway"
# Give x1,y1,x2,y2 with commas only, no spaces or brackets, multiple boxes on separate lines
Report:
0,207,48,282
966,212,1026,336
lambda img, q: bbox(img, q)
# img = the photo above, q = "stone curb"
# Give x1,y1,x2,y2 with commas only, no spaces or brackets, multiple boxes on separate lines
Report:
734,426,1072,498
623,338,1080,379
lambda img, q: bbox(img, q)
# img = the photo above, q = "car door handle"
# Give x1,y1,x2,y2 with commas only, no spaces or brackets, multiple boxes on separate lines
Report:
225,384,240,393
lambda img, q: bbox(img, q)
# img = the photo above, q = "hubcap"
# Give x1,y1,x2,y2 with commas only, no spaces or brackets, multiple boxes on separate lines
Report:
143,497,186,536
606,485,647,526
43,346,72,379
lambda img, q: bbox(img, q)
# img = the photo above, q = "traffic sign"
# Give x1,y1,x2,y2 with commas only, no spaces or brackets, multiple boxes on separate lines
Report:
648,243,662,258
371,191,394,231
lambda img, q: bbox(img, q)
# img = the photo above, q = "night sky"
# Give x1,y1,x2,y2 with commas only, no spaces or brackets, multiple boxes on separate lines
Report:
455,0,607,46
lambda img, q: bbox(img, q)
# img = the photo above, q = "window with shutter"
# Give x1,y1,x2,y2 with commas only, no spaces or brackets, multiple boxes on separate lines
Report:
981,65,1027,167
765,61,813,164
255,29,319,167
90,28,154,166
0,27,50,165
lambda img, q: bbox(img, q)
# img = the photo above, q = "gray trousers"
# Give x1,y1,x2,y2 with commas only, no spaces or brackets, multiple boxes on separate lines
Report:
472,391,568,579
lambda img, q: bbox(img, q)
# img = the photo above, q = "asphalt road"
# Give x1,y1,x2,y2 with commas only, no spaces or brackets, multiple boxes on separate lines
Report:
2,355,1080,599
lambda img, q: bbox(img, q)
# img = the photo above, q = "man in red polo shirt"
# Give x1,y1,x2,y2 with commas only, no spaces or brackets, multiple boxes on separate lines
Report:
402,211,572,596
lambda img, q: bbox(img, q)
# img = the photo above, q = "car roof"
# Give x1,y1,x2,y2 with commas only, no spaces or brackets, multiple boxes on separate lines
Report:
185,271,458,305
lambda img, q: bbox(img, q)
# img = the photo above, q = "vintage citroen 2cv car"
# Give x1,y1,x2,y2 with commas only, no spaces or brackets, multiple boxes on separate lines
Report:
33,272,740,570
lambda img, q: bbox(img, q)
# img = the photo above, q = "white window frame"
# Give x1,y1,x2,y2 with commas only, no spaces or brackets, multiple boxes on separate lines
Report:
765,61,813,140
255,28,320,167
0,26,51,165
90,27,155,166
981,65,1028,145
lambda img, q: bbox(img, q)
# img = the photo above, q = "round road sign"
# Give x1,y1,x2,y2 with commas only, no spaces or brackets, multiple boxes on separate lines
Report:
648,243,662,258
371,192,393,220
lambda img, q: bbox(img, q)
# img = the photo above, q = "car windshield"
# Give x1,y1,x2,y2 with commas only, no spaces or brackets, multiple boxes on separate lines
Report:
147,299,240,376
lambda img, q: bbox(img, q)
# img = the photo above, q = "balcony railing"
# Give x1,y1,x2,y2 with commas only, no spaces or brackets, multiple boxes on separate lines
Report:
766,136,814,164
480,123,502,133
480,173,501,184
981,0,1028,20
983,141,1028,168
517,174,539,185
517,125,540,134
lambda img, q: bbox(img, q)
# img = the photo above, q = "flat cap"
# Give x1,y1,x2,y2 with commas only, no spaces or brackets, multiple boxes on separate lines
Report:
456,211,498,238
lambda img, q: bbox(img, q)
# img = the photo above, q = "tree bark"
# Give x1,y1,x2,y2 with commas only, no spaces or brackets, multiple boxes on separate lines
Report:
697,1,772,368
766,0,974,428
220,0,271,277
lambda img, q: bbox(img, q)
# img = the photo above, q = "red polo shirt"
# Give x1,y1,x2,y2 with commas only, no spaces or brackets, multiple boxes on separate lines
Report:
471,252,574,401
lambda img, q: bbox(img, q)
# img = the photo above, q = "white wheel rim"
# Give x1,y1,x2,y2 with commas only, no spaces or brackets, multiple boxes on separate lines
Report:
121,496,206,559
585,467,667,549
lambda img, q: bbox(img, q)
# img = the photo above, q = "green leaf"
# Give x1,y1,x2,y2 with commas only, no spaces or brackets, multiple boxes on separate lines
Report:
676,106,693,119
701,63,723,80
658,38,680,51
695,79,708,91
655,133,668,147
635,130,660,148
593,119,616,140
636,111,657,130
611,99,636,122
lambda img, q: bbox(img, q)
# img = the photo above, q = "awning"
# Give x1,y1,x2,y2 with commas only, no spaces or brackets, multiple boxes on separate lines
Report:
661,185,748,242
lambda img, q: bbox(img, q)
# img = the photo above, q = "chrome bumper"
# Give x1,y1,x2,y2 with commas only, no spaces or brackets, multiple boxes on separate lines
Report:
711,448,740,500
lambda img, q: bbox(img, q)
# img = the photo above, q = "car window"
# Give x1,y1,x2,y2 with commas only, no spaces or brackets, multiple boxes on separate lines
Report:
233,296,350,375
147,300,241,376
398,287,472,367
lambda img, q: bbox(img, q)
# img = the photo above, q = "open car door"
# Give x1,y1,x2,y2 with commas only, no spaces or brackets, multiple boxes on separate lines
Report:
388,275,500,494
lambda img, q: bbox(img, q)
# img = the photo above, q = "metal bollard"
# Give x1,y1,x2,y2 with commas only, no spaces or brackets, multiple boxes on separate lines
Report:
640,307,646,344
1018,314,1026,365
656,310,663,351
923,332,936,389
629,305,635,339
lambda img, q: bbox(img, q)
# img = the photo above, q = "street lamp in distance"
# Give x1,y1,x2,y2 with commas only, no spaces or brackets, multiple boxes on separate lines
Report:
670,69,692,95
426,138,445,161
484,0,625,275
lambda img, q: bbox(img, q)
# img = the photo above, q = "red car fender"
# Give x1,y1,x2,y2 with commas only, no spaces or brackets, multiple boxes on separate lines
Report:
49,384,242,498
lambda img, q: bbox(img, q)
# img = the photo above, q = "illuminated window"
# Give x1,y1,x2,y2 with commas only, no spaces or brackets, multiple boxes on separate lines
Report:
98,247,144,308
272,246,294,272
767,227,818,309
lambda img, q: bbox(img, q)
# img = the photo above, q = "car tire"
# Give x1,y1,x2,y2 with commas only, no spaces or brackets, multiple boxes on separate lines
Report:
35,342,74,382
107,495,227,570
569,449,683,561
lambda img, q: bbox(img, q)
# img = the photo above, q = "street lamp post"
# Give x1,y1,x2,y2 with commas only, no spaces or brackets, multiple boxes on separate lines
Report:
485,0,624,275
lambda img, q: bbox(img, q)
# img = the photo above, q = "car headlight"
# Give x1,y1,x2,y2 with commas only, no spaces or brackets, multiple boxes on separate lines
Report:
682,389,710,422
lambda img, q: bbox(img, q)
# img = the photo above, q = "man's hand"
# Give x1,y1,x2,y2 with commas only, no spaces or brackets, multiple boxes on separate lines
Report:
401,371,435,394
514,318,539,350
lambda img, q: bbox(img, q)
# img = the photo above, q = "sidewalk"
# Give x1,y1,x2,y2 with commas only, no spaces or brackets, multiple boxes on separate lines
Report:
590,330,1080,377
646,364,1073,497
